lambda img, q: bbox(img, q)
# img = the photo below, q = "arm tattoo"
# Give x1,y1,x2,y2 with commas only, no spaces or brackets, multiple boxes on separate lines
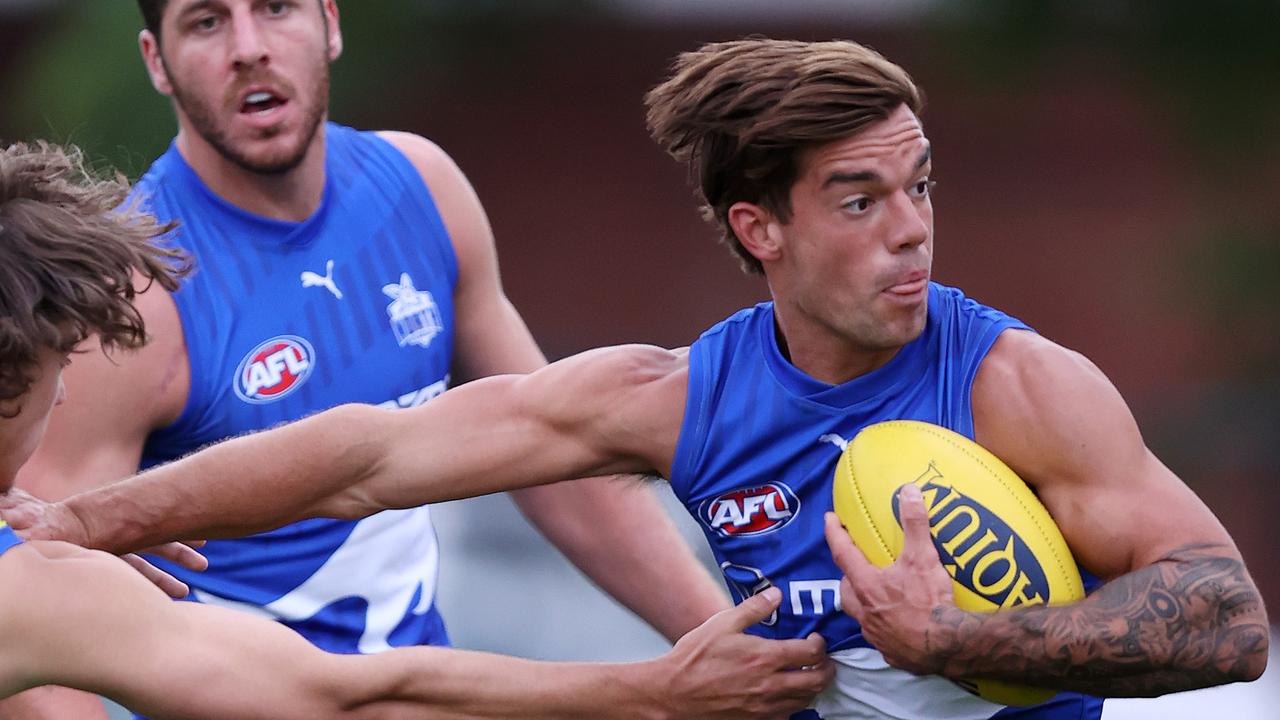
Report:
932,544,1269,696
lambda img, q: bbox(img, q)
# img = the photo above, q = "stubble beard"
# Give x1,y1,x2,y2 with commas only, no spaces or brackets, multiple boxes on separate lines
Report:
165,57,330,176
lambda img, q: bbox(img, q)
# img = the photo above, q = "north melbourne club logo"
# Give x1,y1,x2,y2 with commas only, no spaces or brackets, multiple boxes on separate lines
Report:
383,273,443,349
719,562,778,626
700,483,801,538
233,335,315,404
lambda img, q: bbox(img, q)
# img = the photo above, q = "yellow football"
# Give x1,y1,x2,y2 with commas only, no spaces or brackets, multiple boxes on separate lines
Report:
831,420,1084,707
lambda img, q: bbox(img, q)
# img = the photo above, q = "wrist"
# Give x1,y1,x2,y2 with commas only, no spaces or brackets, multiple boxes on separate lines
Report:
927,604,987,678
58,496,97,548
622,658,677,720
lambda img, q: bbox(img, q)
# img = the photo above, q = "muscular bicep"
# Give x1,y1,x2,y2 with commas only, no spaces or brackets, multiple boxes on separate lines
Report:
972,330,1238,581
17,283,187,500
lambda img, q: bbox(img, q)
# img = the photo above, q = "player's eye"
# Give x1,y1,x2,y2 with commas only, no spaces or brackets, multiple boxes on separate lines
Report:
909,179,936,199
842,196,873,214
265,1,291,16
191,14,220,32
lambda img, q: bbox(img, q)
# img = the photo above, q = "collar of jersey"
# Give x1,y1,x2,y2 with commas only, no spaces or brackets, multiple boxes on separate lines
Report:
758,286,936,410
161,132,336,248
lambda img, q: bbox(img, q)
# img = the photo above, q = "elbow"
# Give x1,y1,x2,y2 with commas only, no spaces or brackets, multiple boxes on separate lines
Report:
1222,590,1270,684
301,403,398,521
1235,624,1269,683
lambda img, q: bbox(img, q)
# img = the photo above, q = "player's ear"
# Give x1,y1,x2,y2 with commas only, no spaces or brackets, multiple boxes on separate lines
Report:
323,0,343,61
139,29,173,96
728,201,783,266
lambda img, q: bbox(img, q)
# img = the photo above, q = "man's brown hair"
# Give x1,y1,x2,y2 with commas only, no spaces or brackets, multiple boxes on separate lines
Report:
645,38,923,274
0,141,188,414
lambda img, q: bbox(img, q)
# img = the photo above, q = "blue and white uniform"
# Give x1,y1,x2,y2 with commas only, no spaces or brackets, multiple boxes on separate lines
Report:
670,283,1103,720
134,123,456,657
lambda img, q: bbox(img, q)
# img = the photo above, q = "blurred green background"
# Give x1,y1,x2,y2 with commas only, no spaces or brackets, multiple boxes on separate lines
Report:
1,1,1276,716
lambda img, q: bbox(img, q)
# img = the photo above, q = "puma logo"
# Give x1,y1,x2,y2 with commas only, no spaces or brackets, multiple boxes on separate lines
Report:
300,259,343,300
819,433,850,451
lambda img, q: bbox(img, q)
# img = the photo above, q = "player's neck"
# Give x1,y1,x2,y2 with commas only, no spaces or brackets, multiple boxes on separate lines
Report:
175,125,327,223
771,301,902,386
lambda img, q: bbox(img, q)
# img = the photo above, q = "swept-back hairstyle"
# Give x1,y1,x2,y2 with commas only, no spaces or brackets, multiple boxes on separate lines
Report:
0,141,188,414
646,38,923,274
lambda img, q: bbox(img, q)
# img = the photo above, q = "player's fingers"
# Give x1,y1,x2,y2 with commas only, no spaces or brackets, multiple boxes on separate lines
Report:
141,541,209,572
895,484,936,565
838,576,865,620
777,655,836,696
121,553,191,599
0,489,21,511
0,489,36,523
824,512,875,582
759,631,828,669
721,585,782,632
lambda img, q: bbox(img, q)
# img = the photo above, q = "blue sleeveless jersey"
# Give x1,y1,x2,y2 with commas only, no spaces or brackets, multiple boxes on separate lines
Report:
0,522,22,557
133,123,454,655
671,283,1101,720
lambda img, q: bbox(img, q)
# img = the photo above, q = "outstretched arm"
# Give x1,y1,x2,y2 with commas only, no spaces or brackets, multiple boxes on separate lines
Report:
4,345,686,557
0,542,829,720
384,130,730,641
825,329,1268,696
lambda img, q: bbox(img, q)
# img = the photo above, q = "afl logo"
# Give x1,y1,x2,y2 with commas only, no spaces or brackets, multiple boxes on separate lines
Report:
233,335,315,404
700,483,800,538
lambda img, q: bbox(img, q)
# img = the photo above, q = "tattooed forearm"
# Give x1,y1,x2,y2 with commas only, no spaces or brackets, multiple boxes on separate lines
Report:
931,544,1269,697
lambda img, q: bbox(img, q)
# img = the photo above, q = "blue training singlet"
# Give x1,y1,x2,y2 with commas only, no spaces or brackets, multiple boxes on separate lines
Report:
133,123,455,656
0,522,22,557
670,283,1102,720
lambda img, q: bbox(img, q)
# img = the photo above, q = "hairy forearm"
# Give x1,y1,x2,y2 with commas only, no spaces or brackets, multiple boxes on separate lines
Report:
932,544,1269,696
353,647,668,720
65,404,388,553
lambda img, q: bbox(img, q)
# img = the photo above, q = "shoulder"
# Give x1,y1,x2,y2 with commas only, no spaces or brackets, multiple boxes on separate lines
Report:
691,303,771,354
974,329,1112,414
374,131,463,190
374,131,492,270
72,274,186,424
973,329,1141,485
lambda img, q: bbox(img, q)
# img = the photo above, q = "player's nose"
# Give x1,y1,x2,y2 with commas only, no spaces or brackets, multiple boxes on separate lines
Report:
886,190,929,253
229,12,269,69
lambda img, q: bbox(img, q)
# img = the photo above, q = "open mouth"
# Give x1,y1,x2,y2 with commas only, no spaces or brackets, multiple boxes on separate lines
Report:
240,91,287,116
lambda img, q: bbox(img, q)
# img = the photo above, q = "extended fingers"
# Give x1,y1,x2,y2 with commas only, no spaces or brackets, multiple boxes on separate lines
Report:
823,512,875,581
0,489,38,525
895,484,939,566
122,554,192,599
142,541,209,572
